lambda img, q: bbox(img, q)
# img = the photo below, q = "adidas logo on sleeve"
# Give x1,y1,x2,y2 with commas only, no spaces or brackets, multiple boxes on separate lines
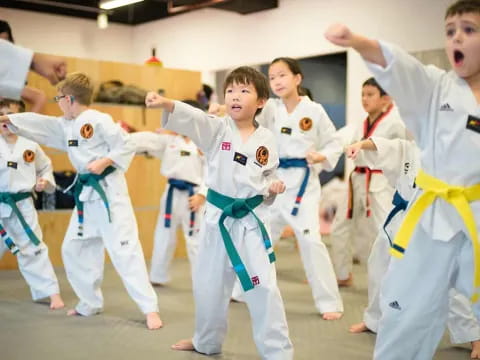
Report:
389,300,402,310
439,103,454,111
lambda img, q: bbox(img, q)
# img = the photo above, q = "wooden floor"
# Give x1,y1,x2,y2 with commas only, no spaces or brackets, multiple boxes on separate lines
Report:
0,239,473,360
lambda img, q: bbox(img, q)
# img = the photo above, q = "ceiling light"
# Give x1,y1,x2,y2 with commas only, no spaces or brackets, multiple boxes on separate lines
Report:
99,0,144,10
97,13,108,29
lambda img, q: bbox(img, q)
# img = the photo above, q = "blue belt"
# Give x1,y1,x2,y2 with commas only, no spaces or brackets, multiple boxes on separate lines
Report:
383,190,409,246
279,158,309,216
165,178,196,236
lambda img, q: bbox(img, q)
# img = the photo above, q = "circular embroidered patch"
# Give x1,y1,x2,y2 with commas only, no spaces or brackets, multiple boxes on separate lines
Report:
256,146,269,166
80,123,94,139
299,117,313,131
23,149,35,163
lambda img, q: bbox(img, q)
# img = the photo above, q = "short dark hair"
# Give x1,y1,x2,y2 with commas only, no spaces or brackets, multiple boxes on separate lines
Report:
0,20,14,43
445,0,480,19
202,84,213,101
362,77,388,97
223,66,269,100
0,98,25,112
270,57,305,95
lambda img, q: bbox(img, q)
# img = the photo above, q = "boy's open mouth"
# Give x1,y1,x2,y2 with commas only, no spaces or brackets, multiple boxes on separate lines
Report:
454,50,465,65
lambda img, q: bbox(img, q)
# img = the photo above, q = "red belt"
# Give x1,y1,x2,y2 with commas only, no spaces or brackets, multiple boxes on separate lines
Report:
347,166,383,218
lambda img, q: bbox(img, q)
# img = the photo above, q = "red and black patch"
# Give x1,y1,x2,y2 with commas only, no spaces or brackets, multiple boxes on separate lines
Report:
467,115,480,134
299,117,313,131
255,146,269,166
23,150,35,163
80,123,94,139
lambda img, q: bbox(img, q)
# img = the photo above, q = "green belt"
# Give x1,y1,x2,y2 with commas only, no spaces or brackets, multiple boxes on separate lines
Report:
73,166,116,236
0,192,39,253
207,188,275,292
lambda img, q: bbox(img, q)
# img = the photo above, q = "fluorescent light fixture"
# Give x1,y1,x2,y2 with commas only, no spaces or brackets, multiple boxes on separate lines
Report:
99,0,144,10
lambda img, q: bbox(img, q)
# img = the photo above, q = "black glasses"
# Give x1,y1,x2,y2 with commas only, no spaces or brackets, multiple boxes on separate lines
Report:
53,95,67,102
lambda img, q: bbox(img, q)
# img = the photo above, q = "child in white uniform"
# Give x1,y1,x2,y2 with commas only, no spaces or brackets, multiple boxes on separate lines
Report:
325,0,480,357
257,57,344,319
146,66,293,359
130,130,206,285
347,136,480,358
0,73,162,330
0,99,63,310
327,78,406,287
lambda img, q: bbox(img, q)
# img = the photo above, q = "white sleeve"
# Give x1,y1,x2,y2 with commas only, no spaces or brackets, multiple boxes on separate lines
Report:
0,40,33,100
334,124,357,148
315,104,343,171
255,98,276,130
98,115,135,172
129,131,170,158
162,100,224,154
369,136,413,188
7,112,67,151
34,144,56,194
261,133,281,205
365,41,444,142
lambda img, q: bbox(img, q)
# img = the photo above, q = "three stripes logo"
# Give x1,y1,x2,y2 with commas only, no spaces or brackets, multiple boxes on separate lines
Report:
389,300,402,311
439,103,453,111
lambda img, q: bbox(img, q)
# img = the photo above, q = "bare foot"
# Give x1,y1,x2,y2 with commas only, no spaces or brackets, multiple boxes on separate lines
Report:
337,273,353,287
49,294,65,310
471,340,480,359
349,321,369,333
171,338,195,351
322,312,343,320
67,309,80,316
146,312,163,330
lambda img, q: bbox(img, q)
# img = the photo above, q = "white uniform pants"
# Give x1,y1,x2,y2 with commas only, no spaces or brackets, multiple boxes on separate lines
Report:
62,195,158,316
0,200,59,300
365,222,480,343
331,172,393,280
149,188,202,283
374,226,480,359
192,219,293,359
267,185,343,313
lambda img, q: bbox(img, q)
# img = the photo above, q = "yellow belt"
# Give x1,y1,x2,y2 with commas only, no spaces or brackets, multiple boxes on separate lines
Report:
391,169,480,302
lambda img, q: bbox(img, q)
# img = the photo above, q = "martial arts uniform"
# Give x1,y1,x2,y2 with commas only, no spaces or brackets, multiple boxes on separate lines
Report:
366,42,480,360
255,96,344,314
130,131,206,284
0,39,32,99
6,110,159,316
330,104,406,282
163,101,293,359
364,137,480,344
0,135,60,301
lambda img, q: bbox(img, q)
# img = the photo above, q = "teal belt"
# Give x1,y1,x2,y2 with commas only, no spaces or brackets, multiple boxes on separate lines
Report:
207,188,275,292
73,166,116,236
0,192,39,255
